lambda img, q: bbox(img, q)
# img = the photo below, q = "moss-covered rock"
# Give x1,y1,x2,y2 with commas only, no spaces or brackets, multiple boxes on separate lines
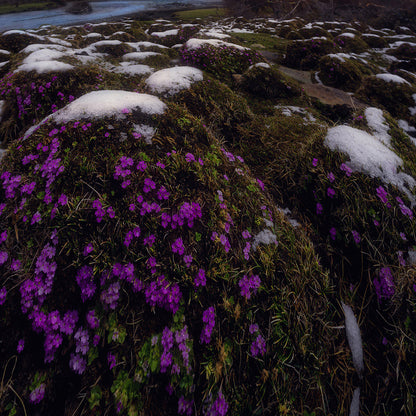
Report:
318,55,365,91
389,42,416,60
240,64,301,99
0,31,46,53
362,34,388,49
334,33,369,53
283,38,339,70
356,75,416,119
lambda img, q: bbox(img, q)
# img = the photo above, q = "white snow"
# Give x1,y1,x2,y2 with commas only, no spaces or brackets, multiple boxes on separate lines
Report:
0,100,5,122
151,29,179,37
0,61,8,68
52,90,166,122
365,107,391,147
398,119,416,133
145,66,203,96
21,43,67,53
16,61,74,74
375,73,411,85
22,48,65,64
349,387,360,416
338,32,355,38
114,62,153,76
133,124,156,144
325,125,416,205
185,38,248,51
341,303,364,376
408,249,416,265
122,51,161,61
252,229,277,250
0,49,10,55
248,62,270,70
202,30,230,39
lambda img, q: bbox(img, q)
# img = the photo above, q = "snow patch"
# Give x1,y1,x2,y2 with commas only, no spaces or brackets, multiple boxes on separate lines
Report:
145,66,203,96
122,51,161,61
114,62,153,76
325,125,416,205
341,303,364,376
133,124,156,145
375,73,411,85
349,387,360,416
365,107,391,146
252,229,277,250
185,38,248,51
16,61,74,73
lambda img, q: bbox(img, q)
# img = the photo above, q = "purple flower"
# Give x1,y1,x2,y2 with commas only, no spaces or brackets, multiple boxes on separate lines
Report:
178,397,193,416
376,186,389,205
327,172,335,183
250,334,266,357
58,194,68,206
143,178,156,193
107,206,115,218
86,310,100,329
316,203,323,215
208,391,228,416
351,230,361,244
373,267,395,301
144,234,156,247
74,327,90,355
400,232,407,241
10,259,21,271
69,353,86,374
83,243,94,256
136,161,147,171
0,286,6,305
183,254,193,268
185,153,196,162
60,310,78,335
249,323,259,334
257,178,265,191
340,163,352,177
242,230,251,239
29,383,45,404
238,275,261,300
200,306,215,344
172,238,185,255
31,211,41,225
329,227,337,241
108,353,116,370
327,187,336,198
312,158,318,167
194,269,206,288
17,339,24,353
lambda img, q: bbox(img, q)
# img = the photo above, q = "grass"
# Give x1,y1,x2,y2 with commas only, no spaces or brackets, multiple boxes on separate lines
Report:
173,7,227,21
232,32,289,53
0,1,58,15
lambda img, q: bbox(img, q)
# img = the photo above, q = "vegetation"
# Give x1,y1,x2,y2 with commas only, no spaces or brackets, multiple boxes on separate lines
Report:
0,10,416,416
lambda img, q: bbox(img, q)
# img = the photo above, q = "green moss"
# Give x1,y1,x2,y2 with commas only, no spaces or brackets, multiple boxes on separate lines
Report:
334,34,369,53
362,34,388,48
240,65,301,99
173,7,226,20
357,76,416,119
284,38,339,70
389,42,416,59
318,55,365,91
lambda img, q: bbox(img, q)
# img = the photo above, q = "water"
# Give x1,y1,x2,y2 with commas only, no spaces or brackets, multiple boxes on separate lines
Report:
0,0,222,31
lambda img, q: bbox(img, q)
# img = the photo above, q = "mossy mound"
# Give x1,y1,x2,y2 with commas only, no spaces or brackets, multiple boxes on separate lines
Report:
298,26,331,39
389,42,416,60
362,34,388,49
0,92,338,415
108,31,137,43
356,75,416,119
283,38,339,70
0,66,138,145
93,42,135,58
285,30,303,40
334,34,369,53
239,64,301,99
0,31,46,53
389,59,416,72
318,55,366,91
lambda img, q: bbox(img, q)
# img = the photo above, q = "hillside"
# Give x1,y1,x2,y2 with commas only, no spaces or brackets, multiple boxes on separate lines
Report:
0,9,415,416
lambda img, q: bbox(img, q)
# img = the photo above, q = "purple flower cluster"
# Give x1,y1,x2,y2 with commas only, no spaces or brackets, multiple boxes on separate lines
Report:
250,334,266,357
100,281,120,310
206,391,228,416
200,306,215,344
144,275,182,314
194,268,206,288
376,186,389,206
238,275,261,300
76,266,96,302
351,230,361,244
178,397,193,416
29,383,46,404
340,163,352,177
69,353,86,374
0,286,7,305
373,267,395,301
1,171,21,198
114,156,134,187
396,197,413,219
